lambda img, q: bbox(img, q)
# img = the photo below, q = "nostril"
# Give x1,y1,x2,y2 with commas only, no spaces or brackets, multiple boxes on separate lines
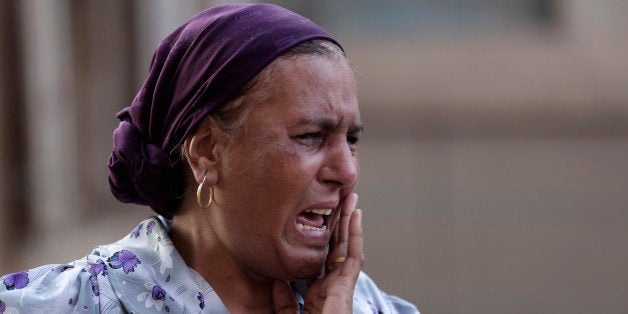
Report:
322,178,344,188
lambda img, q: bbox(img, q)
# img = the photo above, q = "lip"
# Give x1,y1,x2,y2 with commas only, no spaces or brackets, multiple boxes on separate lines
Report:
304,201,339,213
293,200,338,245
305,201,339,224
293,222,331,247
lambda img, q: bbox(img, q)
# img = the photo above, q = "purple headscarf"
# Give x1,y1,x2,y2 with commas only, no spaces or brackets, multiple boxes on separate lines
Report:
108,4,341,217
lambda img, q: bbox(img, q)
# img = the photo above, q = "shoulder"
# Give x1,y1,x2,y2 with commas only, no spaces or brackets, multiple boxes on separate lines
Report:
0,216,178,314
353,271,420,314
0,254,123,313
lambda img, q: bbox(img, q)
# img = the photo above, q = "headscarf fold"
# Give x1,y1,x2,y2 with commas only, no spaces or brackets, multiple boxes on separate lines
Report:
108,4,341,217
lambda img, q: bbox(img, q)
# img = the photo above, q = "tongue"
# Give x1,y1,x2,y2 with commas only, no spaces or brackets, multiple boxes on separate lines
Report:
297,212,324,228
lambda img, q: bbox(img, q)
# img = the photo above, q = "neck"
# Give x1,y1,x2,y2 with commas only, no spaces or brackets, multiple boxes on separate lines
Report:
169,207,275,313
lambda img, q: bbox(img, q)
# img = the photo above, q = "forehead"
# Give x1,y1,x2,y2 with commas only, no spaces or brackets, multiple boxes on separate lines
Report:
253,56,360,126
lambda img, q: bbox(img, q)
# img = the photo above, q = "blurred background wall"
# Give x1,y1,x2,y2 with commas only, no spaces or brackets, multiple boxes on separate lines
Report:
1,0,628,313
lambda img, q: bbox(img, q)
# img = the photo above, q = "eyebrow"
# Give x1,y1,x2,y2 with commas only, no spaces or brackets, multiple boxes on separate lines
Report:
294,117,364,133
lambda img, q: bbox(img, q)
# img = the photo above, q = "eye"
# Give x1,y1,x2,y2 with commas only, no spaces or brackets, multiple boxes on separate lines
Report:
296,132,325,146
347,135,360,146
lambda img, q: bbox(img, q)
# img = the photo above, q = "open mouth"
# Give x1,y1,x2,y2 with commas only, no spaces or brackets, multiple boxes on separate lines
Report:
296,208,332,231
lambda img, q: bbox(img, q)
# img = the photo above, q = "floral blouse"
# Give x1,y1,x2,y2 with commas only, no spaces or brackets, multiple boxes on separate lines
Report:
0,216,418,313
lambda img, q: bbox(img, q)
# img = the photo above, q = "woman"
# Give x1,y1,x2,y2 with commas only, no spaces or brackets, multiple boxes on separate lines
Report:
0,4,418,313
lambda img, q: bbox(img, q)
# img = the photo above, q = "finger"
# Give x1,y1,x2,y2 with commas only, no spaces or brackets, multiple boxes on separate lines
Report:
272,281,300,314
327,193,353,245
337,193,358,245
326,193,358,271
323,200,342,276
341,208,364,279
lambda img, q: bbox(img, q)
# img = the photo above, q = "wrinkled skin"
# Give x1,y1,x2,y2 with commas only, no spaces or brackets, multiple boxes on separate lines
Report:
172,55,364,313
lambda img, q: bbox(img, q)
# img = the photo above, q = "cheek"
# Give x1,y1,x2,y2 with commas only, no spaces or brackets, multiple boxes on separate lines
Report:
259,145,323,204
267,141,318,171
263,151,308,192
223,139,323,210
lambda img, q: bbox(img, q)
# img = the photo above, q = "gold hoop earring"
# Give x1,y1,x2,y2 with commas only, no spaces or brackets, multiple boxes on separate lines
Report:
196,174,214,209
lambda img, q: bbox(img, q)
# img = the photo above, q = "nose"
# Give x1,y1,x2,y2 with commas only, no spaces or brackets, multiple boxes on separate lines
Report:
318,140,359,189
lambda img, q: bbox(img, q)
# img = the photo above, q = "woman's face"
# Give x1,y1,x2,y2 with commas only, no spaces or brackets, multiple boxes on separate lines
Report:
211,55,361,281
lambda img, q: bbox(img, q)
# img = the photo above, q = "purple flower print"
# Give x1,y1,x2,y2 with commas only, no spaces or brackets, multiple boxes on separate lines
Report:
2,271,29,290
108,250,141,274
198,292,205,309
151,285,166,301
91,278,100,296
146,220,156,234
130,223,143,238
88,259,107,277
0,299,6,313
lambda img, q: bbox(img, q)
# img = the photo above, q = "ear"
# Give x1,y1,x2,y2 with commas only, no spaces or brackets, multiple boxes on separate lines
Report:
183,116,226,186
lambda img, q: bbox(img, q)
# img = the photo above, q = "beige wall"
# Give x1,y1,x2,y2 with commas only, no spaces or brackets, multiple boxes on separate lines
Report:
1,1,628,313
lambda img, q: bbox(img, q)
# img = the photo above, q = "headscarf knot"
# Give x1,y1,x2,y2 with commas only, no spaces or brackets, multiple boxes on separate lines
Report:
108,120,177,214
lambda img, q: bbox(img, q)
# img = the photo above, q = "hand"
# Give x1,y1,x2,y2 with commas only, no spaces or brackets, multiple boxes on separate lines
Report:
273,193,364,313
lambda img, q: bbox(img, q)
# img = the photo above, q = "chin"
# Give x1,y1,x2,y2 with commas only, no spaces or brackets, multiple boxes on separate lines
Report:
280,250,326,280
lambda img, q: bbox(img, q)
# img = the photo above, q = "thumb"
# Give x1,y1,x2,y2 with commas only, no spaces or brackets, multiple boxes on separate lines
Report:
272,281,300,314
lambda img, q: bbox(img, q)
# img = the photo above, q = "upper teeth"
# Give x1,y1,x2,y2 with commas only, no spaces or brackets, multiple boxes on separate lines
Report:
305,208,332,215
